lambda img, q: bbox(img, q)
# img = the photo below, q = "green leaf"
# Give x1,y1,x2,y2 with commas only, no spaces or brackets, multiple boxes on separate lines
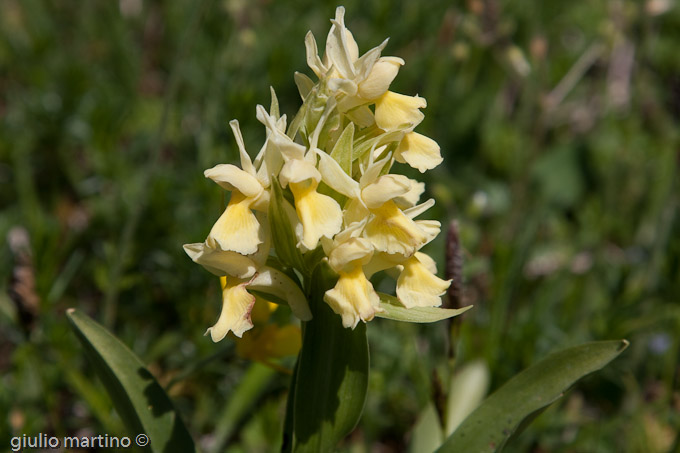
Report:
291,262,369,452
268,177,307,273
66,309,195,453
375,293,473,323
438,340,629,452
329,122,354,174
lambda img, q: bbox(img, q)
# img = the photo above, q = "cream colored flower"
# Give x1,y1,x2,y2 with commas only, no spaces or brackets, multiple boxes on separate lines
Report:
203,117,273,257
317,151,432,257
278,154,342,252
357,57,404,100
206,267,312,341
183,242,260,279
306,7,404,110
207,276,256,340
324,236,381,328
396,252,451,308
374,91,426,132
395,132,443,173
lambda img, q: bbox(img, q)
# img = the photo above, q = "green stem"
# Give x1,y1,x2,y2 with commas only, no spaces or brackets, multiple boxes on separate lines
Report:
285,262,369,452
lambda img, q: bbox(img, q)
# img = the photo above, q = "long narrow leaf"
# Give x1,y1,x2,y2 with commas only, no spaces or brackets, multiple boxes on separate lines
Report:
67,309,195,453
438,340,629,452
376,293,472,323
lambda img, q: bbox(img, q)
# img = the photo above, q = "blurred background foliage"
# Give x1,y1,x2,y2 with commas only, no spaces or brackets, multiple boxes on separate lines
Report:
1,0,679,451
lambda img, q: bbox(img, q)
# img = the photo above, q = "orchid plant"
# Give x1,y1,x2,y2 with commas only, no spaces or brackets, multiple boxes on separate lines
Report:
66,7,628,453
184,7,457,337
182,6,469,449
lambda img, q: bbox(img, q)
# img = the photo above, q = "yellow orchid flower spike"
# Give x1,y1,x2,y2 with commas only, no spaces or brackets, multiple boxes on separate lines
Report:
184,7,465,345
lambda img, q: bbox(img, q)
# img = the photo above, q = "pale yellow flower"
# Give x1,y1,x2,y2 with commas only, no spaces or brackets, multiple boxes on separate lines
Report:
207,276,256,340
203,118,273,257
183,241,260,279
357,57,404,100
324,236,381,328
317,151,433,257
305,7,404,111
206,267,312,341
279,158,342,251
396,252,451,308
374,91,426,131
395,132,444,173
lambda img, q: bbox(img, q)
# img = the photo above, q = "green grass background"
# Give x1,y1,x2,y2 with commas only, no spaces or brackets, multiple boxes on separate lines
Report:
1,0,679,451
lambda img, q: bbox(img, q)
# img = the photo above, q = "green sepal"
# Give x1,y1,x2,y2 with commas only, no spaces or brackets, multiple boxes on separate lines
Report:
438,340,629,452
375,293,473,323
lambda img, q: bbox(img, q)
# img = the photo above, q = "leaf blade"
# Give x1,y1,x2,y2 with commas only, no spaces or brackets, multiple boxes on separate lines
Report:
376,293,473,323
438,340,629,452
67,309,195,453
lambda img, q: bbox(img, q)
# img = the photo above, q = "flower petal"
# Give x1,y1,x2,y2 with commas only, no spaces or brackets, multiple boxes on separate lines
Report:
404,198,435,219
374,91,426,131
363,200,427,256
316,150,361,199
328,77,358,96
363,251,406,278
255,138,284,188
204,164,263,198
229,120,256,176
396,255,451,308
305,31,326,78
345,105,374,128
415,219,441,244
324,266,381,328
208,192,263,255
328,237,373,273
183,242,258,279
279,159,321,187
361,174,413,208
393,179,425,208
249,266,312,321
205,277,256,340
256,105,306,160
359,152,393,187
395,132,443,172
355,39,390,81
414,251,438,274
290,180,343,250
358,56,404,100
326,7,356,79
